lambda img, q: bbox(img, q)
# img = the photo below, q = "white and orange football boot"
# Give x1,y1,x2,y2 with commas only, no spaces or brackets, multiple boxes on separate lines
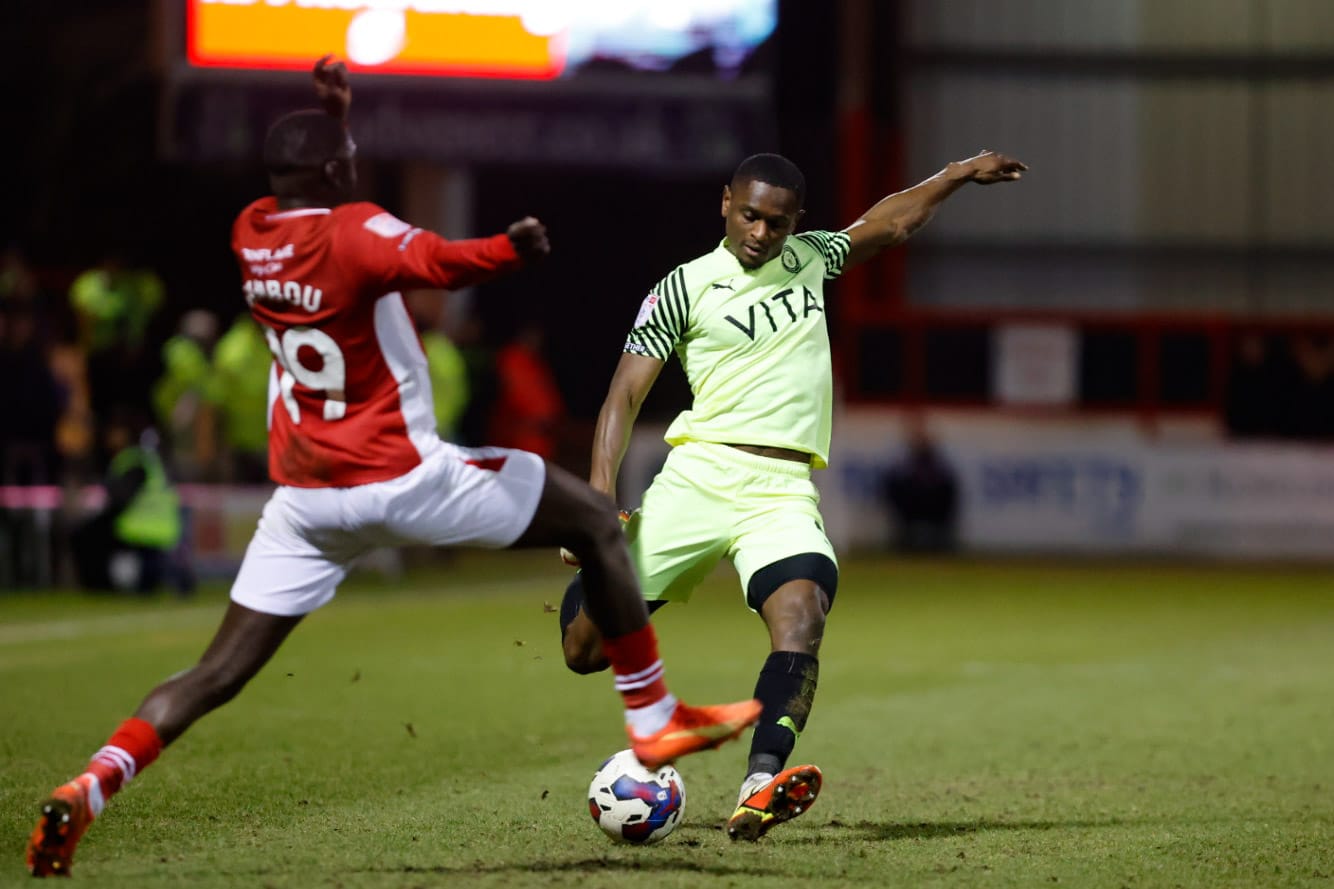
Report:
726,764,822,841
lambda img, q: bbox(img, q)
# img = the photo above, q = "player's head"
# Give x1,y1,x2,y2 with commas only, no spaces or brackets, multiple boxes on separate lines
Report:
721,153,806,269
263,109,357,204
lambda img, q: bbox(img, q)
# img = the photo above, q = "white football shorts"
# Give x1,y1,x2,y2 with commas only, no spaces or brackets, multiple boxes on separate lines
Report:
229,443,545,616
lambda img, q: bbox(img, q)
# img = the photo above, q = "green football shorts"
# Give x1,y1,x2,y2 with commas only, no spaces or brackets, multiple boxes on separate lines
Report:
626,441,837,611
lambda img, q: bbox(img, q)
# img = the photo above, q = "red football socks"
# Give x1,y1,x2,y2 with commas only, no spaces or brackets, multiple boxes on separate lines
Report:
601,624,670,709
84,718,163,806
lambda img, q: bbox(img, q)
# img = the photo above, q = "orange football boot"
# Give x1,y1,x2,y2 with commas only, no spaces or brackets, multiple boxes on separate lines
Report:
629,698,762,769
26,776,97,877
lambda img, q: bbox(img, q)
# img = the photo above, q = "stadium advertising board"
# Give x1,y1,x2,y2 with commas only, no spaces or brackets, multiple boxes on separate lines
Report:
781,411,1334,559
186,0,776,82
15,425,1334,575
168,1,778,170
1138,448,1334,559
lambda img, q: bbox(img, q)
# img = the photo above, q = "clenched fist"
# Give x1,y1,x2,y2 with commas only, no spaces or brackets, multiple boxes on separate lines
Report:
313,54,351,122
507,217,550,263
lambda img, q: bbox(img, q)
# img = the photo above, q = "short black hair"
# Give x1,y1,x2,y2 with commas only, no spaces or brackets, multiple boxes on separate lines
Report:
731,153,806,206
263,109,347,174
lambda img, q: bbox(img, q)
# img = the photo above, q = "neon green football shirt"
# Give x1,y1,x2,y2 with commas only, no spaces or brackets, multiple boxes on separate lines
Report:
624,230,851,469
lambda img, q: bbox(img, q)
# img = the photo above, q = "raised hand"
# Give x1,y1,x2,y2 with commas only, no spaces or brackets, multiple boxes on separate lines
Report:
507,217,551,263
964,150,1028,184
313,54,351,122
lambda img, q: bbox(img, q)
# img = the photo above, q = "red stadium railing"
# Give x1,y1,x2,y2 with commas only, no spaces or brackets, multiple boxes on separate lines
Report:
835,305,1334,426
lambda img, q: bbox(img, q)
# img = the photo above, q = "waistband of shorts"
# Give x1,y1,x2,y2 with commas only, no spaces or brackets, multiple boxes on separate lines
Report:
677,440,814,478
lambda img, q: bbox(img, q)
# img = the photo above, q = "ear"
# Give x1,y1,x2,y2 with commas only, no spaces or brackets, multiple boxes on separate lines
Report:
323,159,339,184
720,184,732,218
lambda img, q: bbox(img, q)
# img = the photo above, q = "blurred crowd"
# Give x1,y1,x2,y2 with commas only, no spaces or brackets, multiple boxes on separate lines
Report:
0,246,567,489
1224,331,1334,440
0,245,566,591
4,239,1333,589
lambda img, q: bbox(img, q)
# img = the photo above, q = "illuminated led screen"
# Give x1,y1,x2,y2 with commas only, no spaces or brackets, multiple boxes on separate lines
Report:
187,1,777,81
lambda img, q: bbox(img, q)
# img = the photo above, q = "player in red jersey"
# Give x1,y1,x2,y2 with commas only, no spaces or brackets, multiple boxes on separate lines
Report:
26,57,760,878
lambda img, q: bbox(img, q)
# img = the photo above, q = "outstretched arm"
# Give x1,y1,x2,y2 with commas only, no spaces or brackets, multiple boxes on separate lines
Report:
313,55,351,123
843,150,1027,269
589,353,665,499
372,214,549,292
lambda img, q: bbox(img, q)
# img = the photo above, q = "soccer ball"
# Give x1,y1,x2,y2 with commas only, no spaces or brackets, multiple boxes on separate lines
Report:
587,750,686,845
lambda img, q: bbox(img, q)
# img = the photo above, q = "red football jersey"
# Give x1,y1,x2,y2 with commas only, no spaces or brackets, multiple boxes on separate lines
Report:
231,197,522,487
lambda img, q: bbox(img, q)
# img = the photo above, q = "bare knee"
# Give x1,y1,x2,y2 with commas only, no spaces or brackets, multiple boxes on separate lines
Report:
564,645,610,676
775,609,825,653
562,617,610,675
761,582,829,654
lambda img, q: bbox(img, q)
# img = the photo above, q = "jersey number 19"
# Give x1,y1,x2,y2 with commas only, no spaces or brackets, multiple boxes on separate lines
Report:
265,326,347,422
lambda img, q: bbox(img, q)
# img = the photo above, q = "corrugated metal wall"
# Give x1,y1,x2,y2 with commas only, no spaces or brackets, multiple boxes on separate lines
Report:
898,0,1334,314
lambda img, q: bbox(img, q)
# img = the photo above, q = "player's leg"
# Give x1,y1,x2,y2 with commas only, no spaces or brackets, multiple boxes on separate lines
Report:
511,459,759,765
513,461,646,638
27,488,351,877
726,562,835,842
558,448,729,675
557,507,637,675
724,450,838,841
384,445,758,767
558,572,668,674
748,565,834,776
133,602,304,743
558,573,607,673
26,602,305,877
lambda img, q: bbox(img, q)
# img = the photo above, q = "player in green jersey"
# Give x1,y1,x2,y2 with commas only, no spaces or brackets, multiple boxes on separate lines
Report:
558,149,1026,840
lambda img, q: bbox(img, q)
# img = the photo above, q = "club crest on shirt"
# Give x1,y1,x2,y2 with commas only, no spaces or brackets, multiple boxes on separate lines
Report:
634,293,659,328
781,244,801,273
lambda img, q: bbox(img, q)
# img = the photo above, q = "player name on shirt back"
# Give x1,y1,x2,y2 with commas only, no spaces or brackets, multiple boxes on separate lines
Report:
243,278,324,313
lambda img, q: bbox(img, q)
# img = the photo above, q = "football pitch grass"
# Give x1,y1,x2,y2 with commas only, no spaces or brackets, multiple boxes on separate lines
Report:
2,553,1331,888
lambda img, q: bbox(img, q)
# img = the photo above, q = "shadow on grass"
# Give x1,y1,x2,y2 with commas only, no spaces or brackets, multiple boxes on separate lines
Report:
665,816,1134,845
355,858,786,878
809,817,1136,842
